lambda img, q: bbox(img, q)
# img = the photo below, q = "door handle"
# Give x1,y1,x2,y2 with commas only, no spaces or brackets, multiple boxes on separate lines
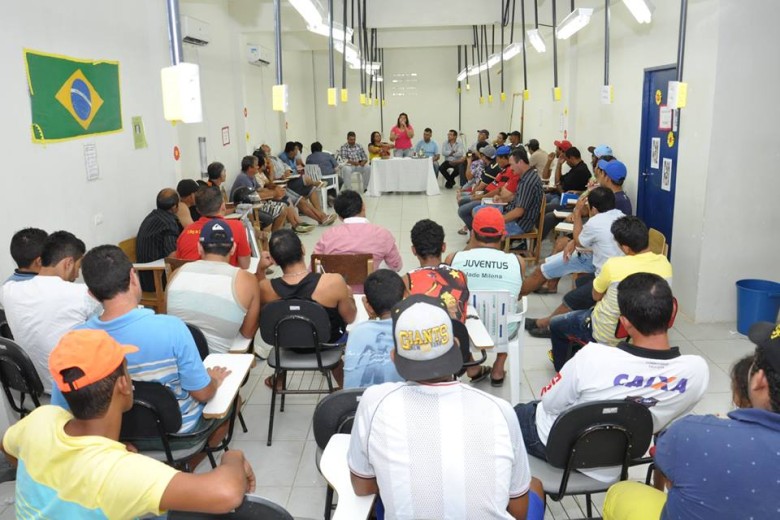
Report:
641,171,654,177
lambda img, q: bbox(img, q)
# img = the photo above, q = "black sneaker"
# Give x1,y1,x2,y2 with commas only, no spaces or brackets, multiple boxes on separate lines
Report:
529,327,552,339
524,318,538,331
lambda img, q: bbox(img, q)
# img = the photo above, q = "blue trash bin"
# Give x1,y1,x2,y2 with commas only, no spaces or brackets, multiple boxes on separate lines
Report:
735,279,780,335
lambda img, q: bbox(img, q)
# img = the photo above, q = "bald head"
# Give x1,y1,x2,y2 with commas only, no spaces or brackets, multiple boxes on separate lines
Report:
156,188,180,212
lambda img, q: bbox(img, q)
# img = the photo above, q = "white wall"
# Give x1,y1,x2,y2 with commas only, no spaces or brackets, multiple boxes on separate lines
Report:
0,0,176,278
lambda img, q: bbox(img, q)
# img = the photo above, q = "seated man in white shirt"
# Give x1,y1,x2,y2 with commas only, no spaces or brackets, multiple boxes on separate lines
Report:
513,273,709,468
2,231,101,393
166,219,261,354
348,294,545,520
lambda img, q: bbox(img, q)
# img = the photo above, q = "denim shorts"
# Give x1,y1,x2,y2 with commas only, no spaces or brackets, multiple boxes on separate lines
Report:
540,251,596,280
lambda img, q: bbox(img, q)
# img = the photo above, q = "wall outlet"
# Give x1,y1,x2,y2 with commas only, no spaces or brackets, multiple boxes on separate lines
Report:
93,213,104,226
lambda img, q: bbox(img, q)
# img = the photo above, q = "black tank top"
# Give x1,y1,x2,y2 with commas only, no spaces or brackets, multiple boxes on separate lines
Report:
270,272,346,342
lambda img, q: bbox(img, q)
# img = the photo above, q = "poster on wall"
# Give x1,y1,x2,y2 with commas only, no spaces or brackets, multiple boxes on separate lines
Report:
24,49,122,144
662,158,673,192
651,138,661,169
658,106,673,131
132,116,147,149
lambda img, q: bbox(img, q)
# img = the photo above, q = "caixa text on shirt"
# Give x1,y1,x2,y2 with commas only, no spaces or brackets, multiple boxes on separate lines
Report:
613,374,689,394
460,259,510,270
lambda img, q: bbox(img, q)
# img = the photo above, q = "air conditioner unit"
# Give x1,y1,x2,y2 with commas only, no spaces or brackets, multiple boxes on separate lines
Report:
181,15,210,46
247,44,272,66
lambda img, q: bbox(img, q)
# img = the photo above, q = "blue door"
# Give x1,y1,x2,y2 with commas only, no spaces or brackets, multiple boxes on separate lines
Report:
637,65,678,254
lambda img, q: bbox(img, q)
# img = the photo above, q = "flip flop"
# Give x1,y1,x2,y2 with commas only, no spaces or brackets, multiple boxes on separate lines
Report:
533,287,558,295
529,327,552,339
468,365,491,384
457,228,469,235
490,371,506,387
524,318,538,331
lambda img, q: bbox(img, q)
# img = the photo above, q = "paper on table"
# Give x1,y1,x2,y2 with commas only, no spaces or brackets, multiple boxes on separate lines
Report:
555,222,574,233
553,210,572,219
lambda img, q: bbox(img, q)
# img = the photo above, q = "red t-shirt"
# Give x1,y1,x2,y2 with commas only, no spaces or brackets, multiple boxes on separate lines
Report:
486,166,519,193
176,217,251,265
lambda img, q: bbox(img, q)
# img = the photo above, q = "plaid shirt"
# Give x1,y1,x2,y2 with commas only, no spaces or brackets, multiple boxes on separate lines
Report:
339,142,368,163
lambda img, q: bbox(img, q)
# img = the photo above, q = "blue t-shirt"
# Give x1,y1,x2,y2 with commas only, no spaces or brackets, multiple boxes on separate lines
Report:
230,173,260,201
51,308,210,432
413,139,439,158
278,151,297,171
4,271,37,284
614,190,633,216
656,408,780,520
343,319,403,389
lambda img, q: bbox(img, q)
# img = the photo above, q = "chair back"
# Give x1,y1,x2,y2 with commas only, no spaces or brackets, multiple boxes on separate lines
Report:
304,164,323,182
0,309,13,340
165,254,194,278
186,323,211,360
469,290,526,348
168,495,294,520
120,381,182,440
312,388,366,450
119,237,138,262
648,228,669,257
311,254,374,287
0,338,44,413
545,400,653,472
259,299,331,349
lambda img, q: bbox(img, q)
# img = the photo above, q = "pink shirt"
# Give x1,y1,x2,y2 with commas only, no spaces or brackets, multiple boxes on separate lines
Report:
391,124,414,150
313,217,403,273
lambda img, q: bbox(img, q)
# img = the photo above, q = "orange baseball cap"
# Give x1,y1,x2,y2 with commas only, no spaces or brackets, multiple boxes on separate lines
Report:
49,330,138,393
473,206,506,237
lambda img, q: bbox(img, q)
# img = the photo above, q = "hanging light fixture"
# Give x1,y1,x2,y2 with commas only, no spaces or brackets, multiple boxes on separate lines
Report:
307,21,353,42
527,29,546,52
556,7,593,39
623,0,653,23
290,0,353,41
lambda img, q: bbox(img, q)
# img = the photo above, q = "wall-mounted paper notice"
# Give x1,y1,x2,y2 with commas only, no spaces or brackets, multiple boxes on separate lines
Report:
84,143,99,181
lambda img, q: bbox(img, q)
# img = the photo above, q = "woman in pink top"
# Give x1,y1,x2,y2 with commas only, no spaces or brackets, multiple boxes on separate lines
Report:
389,113,414,157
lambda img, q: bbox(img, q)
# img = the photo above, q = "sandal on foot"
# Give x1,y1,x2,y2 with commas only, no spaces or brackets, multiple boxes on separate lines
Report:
490,371,506,387
524,318,538,331
533,287,558,295
467,365,491,384
264,374,286,391
457,227,469,235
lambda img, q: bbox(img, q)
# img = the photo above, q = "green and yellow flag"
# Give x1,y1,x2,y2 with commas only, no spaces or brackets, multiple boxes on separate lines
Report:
24,49,122,143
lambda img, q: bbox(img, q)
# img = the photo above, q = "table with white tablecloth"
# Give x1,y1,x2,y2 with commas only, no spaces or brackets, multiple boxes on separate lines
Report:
366,157,440,197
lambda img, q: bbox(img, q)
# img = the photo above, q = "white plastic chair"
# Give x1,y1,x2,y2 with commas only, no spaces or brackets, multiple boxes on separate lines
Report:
305,163,340,214
469,291,528,405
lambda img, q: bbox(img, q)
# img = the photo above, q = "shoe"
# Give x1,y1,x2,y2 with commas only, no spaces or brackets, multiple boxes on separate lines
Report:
445,181,455,189
320,214,337,226
293,224,314,234
529,327,552,338
509,239,528,251
490,371,505,387
524,318,538,331
467,365,491,384
457,227,469,235
533,287,557,295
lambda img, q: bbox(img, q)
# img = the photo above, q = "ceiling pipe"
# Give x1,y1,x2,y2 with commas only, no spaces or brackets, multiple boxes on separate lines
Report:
165,0,184,65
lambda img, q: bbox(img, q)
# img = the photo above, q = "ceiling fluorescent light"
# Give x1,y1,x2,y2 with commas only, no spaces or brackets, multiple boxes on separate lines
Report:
307,21,354,42
487,53,502,68
456,67,468,82
556,7,593,39
502,42,523,61
289,0,324,27
527,28,546,53
622,0,653,24
467,62,489,77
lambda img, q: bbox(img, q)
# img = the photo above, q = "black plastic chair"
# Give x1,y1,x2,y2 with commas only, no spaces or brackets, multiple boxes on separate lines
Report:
260,299,343,446
119,381,238,471
0,309,13,340
528,400,653,518
312,388,366,520
452,319,487,377
0,338,44,418
168,494,294,519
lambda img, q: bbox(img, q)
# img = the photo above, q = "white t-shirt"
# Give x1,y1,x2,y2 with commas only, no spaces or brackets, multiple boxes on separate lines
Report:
577,208,625,274
348,381,531,519
535,342,709,481
2,276,101,392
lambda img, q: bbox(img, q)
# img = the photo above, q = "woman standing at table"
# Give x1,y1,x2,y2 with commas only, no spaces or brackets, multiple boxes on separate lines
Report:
389,113,414,157
368,131,393,160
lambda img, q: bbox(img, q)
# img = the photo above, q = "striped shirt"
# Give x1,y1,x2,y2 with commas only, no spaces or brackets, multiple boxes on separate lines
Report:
348,382,531,519
506,167,544,233
339,142,368,163
167,261,247,354
135,209,181,291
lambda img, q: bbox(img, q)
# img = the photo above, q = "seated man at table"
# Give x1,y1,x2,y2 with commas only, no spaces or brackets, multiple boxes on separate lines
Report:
176,186,251,269
338,131,371,192
603,320,780,520
2,329,255,518
3,227,47,286
549,216,673,371
175,178,201,228
313,190,402,276
514,274,708,480
3,231,101,393
167,220,261,354
348,295,545,520
343,269,406,388
439,129,467,188
51,245,231,437
135,188,182,292
413,127,440,169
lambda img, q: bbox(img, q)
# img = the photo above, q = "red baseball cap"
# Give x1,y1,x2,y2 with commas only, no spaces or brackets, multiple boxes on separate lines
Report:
49,330,138,393
473,207,506,237
553,140,572,151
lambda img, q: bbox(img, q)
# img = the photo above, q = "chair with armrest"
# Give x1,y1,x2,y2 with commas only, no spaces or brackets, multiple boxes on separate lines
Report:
305,163,340,214
0,338,44,418
648,228,669,257
528,400,654,518
311,254,374,287
260,299,343,446
120,237,166,314
313,388,366,520
503,196,546,265
164,254,195,279
167,494,295,519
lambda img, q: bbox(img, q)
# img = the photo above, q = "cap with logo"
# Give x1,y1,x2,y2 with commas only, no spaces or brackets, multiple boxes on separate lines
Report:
587,144,613,158
199,219,234,246
597,159,627,182
479,145,497,159
472,206,506,237
392,295,462,381
553,140,572,152
749,322,780,373
49,330,138,393
496,145,512,156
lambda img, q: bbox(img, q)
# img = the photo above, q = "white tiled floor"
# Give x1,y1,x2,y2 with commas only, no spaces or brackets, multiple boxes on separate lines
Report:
1,189,749,519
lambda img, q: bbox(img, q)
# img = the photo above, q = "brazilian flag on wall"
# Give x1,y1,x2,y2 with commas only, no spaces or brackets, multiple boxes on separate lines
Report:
24,49,122,143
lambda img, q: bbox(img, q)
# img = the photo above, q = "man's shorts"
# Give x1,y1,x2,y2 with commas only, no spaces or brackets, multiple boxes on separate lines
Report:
540,251,596,280
288,177,313,197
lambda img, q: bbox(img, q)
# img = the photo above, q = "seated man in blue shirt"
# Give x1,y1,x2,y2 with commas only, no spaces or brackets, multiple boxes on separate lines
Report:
603,320,780,520
343,269,406,388
51,245,231,458
413,127,440,171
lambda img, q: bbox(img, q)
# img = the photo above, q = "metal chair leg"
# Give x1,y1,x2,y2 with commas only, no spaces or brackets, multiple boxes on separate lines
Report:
267,371,278,446
586,493,593,518
238,411,248,433
280,370,287,412
324,485,334,520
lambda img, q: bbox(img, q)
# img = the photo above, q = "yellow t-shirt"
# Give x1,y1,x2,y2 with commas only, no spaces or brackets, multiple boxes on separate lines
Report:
591,252,673,345
3,405,178,519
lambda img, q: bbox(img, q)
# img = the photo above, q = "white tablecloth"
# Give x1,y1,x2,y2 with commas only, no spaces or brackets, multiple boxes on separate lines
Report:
367,157,440,197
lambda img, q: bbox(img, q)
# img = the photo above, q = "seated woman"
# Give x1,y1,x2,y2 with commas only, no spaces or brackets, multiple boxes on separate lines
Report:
368,131,393,160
